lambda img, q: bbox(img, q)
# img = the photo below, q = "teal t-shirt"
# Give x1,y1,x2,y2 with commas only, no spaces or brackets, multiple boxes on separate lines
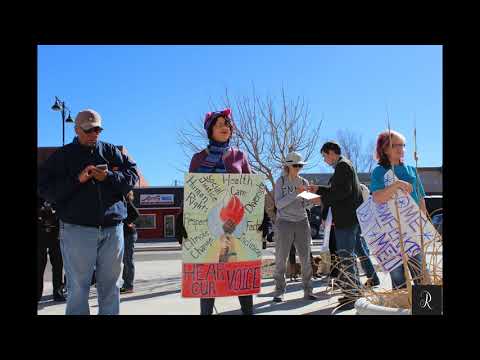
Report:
369,164,426,205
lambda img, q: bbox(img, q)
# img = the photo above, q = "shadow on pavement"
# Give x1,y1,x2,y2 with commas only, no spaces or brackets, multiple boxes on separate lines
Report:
87,288,182,307
100,276,183,297
257,277,329,298
302,305,337,315
118,288,181,303
218,291,333,315
37,295,67,309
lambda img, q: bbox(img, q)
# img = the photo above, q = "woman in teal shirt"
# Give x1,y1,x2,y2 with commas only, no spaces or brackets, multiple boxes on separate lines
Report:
370,130,428,289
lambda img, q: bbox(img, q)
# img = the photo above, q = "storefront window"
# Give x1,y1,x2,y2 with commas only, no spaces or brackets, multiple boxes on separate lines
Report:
135,214,156,229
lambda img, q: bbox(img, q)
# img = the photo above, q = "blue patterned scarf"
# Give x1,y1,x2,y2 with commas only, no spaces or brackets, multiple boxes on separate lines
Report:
197,140,230,173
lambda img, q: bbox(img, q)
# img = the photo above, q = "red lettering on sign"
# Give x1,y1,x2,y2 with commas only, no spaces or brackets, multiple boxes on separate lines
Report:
181,260,262,298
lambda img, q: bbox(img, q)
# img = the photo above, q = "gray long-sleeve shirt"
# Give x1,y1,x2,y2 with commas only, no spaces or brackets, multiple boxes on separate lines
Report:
274,175,312,223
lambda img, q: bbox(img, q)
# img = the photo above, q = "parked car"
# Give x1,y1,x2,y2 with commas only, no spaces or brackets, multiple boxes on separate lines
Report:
431,213,443,237
424,195,442,217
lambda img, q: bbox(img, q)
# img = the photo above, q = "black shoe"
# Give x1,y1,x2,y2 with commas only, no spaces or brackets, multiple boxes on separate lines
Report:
53,293,67,302
273,295,284,303
120,287,134,294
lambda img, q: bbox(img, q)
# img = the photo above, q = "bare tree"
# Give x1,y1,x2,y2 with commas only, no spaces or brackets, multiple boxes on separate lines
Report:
178,86,325,216
360,139,376,173
336,129,376,173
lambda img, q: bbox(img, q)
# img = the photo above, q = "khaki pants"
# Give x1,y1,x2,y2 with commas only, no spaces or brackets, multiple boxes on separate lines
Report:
273,218,313,296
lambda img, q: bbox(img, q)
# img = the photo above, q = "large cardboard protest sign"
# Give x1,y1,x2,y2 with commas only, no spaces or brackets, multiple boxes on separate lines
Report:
356,169,440,273
182,173,266,298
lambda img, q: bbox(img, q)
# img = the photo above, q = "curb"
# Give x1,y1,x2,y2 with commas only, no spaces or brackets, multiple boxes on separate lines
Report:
134,241,326,252
135,246,181,252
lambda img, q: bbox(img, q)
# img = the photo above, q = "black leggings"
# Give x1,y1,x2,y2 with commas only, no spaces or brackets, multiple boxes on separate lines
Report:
38,230,64,300
200,295,253,315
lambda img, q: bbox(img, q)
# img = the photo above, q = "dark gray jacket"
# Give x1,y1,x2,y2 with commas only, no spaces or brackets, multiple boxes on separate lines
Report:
316,156,363,229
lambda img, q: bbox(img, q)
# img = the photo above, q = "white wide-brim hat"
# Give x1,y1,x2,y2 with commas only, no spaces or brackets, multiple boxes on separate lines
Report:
284,151,307,166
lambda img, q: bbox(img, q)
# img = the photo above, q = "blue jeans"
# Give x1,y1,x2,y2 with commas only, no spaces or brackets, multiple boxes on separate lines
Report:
355,233,379,284
122,230,137,289
334,224,361,295
389,253,423,289
59,221,124,315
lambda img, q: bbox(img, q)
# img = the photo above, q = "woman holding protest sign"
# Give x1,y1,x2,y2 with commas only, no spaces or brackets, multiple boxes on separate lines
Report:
370,129,428,289
187,108,268,315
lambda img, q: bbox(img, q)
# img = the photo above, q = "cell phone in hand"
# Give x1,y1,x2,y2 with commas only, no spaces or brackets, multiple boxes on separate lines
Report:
96,164,108,171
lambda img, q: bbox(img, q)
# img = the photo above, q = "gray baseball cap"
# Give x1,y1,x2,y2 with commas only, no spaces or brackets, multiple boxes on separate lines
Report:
75,109,103,131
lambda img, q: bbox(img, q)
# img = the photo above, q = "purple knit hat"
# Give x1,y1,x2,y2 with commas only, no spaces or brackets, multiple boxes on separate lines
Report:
203,108,234,132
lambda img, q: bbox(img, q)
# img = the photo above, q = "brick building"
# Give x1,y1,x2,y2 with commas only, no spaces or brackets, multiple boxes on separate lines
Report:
131,187,183,240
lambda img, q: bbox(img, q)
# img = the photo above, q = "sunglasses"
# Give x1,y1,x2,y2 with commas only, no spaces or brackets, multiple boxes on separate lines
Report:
292,164,304,168
82,127,103,134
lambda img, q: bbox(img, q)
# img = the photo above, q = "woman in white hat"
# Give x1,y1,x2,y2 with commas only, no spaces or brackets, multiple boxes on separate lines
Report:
272,151,320,302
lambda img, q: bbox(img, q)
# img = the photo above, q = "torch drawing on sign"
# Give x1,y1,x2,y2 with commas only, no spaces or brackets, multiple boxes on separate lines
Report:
218,195,245,263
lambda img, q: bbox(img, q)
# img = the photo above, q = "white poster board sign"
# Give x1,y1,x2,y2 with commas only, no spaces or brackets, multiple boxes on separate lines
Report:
319,207,332,252
356,169,440,272
297,191,320,201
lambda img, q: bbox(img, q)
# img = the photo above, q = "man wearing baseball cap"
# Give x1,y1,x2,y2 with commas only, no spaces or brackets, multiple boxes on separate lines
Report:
38,108,139,315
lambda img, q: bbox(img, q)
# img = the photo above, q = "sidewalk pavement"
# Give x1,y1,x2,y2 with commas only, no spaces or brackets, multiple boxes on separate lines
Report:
37,263,364,315
37,243,385,316
38,240,441,315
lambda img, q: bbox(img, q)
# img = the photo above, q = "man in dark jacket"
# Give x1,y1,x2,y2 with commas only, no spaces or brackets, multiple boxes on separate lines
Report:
120,191,140,294
38,109,139,315
37,197,66,302
309,141,363,309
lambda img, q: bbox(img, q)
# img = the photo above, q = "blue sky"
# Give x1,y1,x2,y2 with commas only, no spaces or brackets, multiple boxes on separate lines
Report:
38,45,442,185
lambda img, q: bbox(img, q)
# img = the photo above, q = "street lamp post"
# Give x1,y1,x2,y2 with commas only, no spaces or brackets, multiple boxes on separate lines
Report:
51,96,74,146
